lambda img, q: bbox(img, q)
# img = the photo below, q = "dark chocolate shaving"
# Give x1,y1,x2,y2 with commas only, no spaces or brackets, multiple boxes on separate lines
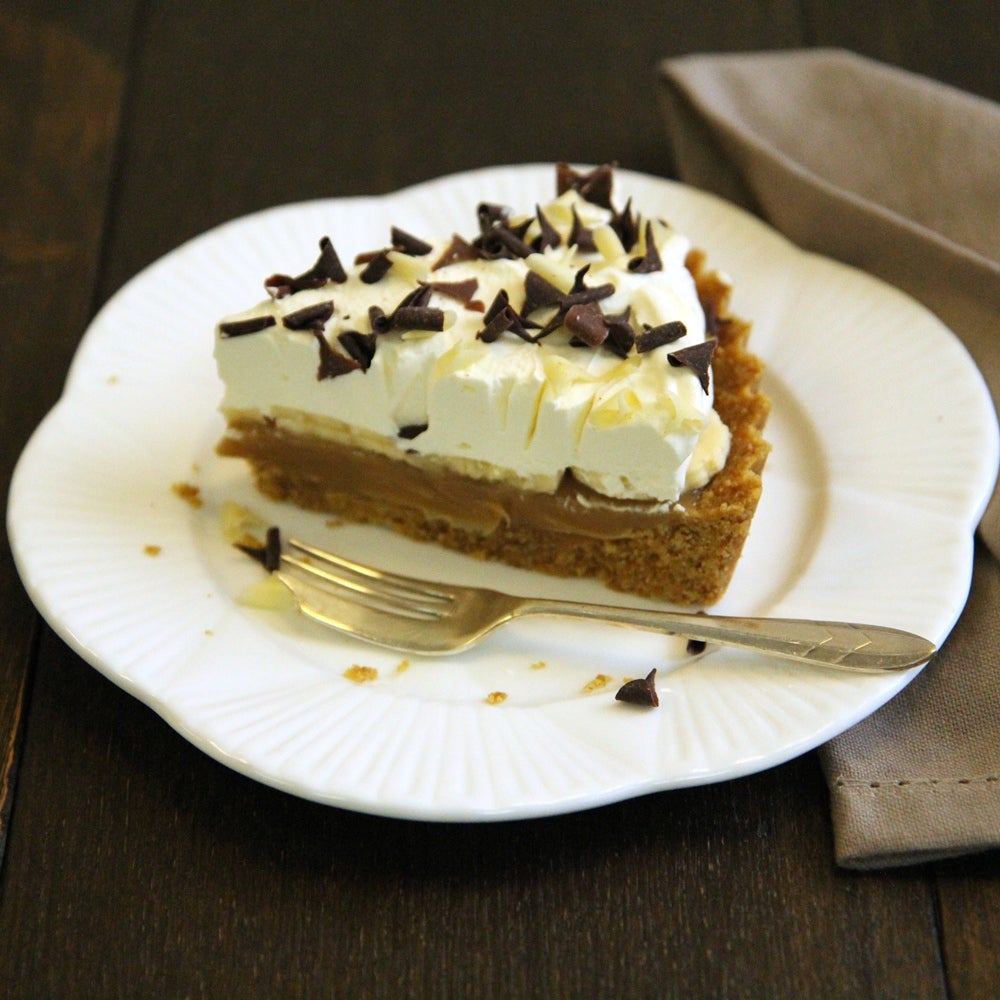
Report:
477,202,510,232
610,197,640,251
390,226,432,256
314,237,348,283
265,236,346,297
219,315,276,338
392,306,445,332
615,669,659,707
368,304,391,335
636,320,686,353
556,162,615,209
564,302,608,347
422,278,479,307
604,309,637,358
236,525,282,574
397,284,433,310
338,330,378,369
432,234,478,270
686,638,707,655
523,271,564,314
368,285,444,334
628,222,663,273
478,223,533,260
282,301,335,331
569,207,597,253
533,205,561,251
313,330,362,380
397,423,428,440
477,290,533,343
667,340,717,393
561,281,615,309
360,250,394,284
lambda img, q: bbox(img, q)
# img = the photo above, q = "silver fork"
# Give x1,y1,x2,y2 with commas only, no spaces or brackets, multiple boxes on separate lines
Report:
274,538,936,672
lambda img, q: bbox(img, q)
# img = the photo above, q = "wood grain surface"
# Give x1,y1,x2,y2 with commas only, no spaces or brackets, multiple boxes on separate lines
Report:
1,2,997,997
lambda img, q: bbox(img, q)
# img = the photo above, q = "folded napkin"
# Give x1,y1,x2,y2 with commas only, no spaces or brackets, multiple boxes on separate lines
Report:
658,49,1000,869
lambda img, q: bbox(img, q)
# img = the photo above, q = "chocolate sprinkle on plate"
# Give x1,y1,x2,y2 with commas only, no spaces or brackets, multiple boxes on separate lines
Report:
236,524,283,574
635,320,686,353
615,669,659,707
219,314,276,338
667,340,717,393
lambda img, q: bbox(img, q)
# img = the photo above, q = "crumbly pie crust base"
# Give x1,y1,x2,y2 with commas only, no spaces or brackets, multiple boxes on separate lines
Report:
218,252,769,606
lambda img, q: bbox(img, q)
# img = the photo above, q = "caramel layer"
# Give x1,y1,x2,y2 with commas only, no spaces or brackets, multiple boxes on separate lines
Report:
218,418,690,538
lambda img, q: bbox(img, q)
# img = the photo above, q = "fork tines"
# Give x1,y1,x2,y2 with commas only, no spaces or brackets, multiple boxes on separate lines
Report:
283,538,455,621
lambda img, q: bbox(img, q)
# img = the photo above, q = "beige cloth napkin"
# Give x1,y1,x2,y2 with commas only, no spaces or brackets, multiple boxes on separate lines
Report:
658,49,1000,869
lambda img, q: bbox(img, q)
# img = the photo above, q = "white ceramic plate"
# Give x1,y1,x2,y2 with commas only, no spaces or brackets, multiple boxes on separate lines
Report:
9,165,998,820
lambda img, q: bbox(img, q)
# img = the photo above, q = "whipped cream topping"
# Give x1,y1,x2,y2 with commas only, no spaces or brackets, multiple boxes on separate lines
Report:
215,177,731,503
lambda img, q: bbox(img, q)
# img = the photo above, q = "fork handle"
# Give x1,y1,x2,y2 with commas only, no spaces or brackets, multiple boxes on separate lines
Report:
512,600,936,672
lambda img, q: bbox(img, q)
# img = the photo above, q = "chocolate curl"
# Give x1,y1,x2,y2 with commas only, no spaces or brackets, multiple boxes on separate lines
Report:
236,525,283,574
523,271,564,315
314,330,362,380
391,306,445,332
569,207,597,253
564,301,608,347
610,197,640,251
561,281,615,309
477,202,510,233
615,669,659,707
556,162,616,209
628,221,663,273
431,234,478,270
422,278,480,307
368,305,392,335
476,290,533,343
219,315,276,338
397,423,428,440
604,309,637,358
282,301,335,331
360,250,394,284
338,330,378,369
667,340,717,393
636,320,687,353
533,205,561,250
479,224,533,260
265,236,347,297
397,284,433,310
390,226,432,256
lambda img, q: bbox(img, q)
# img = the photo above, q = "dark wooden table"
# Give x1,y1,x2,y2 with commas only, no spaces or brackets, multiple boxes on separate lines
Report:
2,3,998,996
